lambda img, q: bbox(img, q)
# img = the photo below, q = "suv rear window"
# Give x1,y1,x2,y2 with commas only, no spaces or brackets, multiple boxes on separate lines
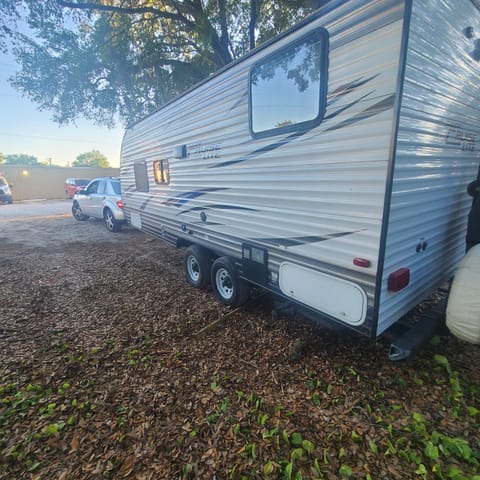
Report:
111,180,121,195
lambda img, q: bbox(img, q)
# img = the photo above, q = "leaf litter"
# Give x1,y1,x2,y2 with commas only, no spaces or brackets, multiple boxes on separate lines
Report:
0,217,479,479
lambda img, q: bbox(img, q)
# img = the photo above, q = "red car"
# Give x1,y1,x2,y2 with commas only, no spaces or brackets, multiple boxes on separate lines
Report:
64,178,90,198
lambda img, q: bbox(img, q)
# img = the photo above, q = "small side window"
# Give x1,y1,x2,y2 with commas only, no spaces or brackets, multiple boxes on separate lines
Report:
249,28,328,138
85,181,98,194
134,161,149,193
153,160,170,185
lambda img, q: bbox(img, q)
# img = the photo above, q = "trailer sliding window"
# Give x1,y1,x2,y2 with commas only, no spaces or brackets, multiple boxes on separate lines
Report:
153,160,170,185
249,28,328,138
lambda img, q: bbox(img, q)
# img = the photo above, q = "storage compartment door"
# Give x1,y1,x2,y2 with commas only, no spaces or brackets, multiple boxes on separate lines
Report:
279,263,367,326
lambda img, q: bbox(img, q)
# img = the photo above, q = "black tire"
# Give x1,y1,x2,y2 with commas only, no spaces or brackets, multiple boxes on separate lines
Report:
211,256,250,307
104,208,121,232
184,245,213,289
72,201,88,221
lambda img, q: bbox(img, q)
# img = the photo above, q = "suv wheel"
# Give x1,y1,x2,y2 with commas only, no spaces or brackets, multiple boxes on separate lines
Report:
72,201,88,221
104,208,121,232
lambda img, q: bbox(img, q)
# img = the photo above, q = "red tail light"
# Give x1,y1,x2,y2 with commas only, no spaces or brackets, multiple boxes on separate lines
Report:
116,200,124,209
388,268,410,292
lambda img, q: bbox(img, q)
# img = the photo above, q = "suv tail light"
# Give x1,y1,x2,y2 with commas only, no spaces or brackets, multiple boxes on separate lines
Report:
116,200,124,209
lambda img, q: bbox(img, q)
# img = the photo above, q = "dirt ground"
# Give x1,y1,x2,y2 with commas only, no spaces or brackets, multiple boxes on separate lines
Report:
0,211,479,479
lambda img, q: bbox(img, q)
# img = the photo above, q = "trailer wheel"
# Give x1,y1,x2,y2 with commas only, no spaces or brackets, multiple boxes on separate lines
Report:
211,256,249,307
184,245,212,289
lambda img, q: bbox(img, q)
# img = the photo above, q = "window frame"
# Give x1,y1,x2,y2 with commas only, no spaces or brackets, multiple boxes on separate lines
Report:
248,28,329,139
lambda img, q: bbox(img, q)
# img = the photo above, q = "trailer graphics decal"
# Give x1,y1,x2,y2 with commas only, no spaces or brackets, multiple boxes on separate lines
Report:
445,125,476,151
176,204,258,216
210,129,309,169
211,74,392,170
252,230,363,248
162,188,227,207
326,74,380,106
325,94,396,132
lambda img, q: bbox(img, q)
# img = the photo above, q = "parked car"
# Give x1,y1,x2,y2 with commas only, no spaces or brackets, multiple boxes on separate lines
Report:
0,176,13,204
71,177,125,232
64,178,90,198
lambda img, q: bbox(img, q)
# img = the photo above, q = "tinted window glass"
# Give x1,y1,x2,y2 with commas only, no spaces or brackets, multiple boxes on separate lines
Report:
85,181,98,194
97,181,106,194
111,180,121,195
250,29,327,136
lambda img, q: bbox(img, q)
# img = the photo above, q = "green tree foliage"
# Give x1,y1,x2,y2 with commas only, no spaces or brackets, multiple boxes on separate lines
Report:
0,0,20,53
5,153,38,165
0,152,5,164
7,0,322,127
73,149,110,167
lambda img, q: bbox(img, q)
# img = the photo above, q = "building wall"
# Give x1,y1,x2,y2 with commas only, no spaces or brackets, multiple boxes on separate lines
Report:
0,165,120,201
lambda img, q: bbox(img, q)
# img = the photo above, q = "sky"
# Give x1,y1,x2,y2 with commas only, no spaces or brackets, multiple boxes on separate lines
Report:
0,53,125,168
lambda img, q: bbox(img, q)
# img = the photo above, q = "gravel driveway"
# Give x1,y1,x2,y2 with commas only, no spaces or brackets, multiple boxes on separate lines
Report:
0,201,479,480
0,200,134,247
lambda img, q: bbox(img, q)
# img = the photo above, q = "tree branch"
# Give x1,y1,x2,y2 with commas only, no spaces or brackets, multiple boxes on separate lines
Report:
55,0,196,29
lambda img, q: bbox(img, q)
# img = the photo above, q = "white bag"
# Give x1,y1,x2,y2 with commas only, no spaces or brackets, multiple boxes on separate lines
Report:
446,244,480,344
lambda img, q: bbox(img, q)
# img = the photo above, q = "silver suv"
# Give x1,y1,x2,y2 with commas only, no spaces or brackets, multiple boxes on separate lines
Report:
72,177,125,232
0,176,13,204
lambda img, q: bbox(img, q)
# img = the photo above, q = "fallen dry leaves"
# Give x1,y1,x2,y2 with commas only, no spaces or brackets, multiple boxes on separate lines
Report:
0,219,479,479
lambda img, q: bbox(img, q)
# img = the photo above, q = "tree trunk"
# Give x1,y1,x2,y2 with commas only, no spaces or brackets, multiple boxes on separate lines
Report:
249,0,259,50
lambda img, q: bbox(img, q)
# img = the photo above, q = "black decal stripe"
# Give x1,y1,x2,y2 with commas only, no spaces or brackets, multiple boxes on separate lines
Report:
190,221,223,226
324,90,374,121
327,74,380,105
252,230,362,247
162,187,227,207
325,94,396,132
210,130,308,169
176,204,258,216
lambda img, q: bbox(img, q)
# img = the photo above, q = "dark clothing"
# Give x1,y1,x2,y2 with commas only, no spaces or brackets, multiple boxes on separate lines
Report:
466,179,480,251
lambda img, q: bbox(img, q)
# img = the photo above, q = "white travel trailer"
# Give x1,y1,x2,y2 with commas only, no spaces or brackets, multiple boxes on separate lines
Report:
120,0,480,356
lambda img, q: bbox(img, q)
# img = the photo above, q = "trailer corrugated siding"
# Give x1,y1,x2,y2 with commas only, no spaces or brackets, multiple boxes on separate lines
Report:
120,0,406,336
377,0,480,334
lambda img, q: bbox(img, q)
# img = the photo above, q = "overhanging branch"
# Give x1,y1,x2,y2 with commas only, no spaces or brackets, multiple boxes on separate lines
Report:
55,0,196,29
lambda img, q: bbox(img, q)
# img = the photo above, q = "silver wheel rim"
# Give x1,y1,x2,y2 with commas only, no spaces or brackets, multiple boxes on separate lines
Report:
187,255,200,281
105,211,114,230
73,204,82,219
215,267,233,299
